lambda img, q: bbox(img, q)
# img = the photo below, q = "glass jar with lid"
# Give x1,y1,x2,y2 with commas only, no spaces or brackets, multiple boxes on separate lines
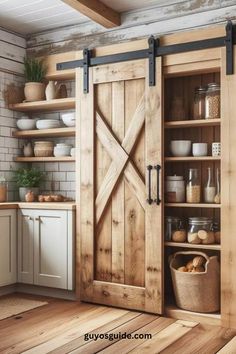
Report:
165,216,186,242
165,175,185,203
186,168,201,203
205,83,220,119
188,217,214,244
193,86,206,120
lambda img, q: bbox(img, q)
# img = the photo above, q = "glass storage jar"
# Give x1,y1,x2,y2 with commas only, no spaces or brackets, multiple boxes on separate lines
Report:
186,168,201,203
188,217,214,244
165,216,186,242
165,175,185,203
193,86,206,120
205,83,220,119
0,180,7,202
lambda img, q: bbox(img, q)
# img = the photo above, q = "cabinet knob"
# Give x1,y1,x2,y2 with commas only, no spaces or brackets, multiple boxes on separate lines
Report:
35,217,40,221
27,216,32,221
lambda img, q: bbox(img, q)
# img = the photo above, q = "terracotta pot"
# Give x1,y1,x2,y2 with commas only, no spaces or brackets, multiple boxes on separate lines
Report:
24,82,45,102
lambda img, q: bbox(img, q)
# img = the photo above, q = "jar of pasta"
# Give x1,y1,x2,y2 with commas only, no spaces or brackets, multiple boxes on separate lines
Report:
186,168,201,203
205,83,220,119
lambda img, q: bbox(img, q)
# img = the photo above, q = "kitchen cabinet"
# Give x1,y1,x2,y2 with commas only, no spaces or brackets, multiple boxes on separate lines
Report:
0,210,16,286
76,27,236,329
18,209,75,290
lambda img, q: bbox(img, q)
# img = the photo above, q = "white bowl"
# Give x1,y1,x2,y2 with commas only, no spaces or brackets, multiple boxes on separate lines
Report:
36,119,61,130
16,118,37,130
61,112,75,127
192,143,208,156
170,140,191,157
54,145,72,157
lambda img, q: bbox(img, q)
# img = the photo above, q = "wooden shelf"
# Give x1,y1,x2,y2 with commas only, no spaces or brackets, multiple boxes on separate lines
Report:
165,241,221,251
12,127,75,138
165,156,221,162
165,118,221,129
165,203,221,208
9,98,75,112
14,156,75,162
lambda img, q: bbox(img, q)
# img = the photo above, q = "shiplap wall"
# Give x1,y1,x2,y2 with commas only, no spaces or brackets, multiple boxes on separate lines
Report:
27,0,236,56
0,28,26,200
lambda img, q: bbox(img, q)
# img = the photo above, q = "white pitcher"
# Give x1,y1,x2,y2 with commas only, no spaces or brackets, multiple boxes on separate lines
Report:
45,81,61,101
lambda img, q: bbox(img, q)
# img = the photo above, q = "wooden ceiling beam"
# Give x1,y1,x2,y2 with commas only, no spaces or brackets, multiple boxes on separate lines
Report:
61,0,121,28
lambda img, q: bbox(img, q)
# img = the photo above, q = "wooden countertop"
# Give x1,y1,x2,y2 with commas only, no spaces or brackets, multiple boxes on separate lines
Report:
0,202,76,210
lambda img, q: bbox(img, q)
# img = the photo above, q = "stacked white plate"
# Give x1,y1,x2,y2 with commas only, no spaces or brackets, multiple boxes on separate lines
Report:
36,119,61,130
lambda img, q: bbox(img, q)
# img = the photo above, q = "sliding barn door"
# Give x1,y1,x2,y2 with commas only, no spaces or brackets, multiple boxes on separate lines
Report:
77,58,163,314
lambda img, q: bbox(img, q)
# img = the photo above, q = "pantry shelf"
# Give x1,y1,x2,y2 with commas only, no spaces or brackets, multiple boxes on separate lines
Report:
165,156,221,162
9,97,75,112
14,156,75,162
164,118,221,129
165,241,221,251
165,203,221,208
12,127,75,138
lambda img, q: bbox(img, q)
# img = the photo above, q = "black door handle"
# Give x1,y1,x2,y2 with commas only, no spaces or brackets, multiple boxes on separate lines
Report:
147,165,153,205
154,164,161,205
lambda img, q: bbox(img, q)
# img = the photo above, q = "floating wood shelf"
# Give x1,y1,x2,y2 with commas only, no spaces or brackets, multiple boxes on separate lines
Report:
164,118,221,129
14,156,75,162
165,156,221,162
12,127,75,138
165,203,221,208
9,98,75,112
165,241,221,251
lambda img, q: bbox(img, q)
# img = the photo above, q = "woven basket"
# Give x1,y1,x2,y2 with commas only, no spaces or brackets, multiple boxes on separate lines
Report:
169,251,220,313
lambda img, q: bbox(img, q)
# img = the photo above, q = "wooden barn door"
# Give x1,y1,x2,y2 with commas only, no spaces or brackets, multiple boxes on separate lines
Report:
77,57,163,314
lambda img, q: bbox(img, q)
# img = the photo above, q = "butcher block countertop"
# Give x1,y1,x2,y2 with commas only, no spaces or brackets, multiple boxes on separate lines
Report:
0,202,76,210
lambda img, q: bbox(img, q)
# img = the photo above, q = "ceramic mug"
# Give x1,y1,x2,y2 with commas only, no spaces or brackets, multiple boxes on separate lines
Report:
212,142,221,156
192,143,208,157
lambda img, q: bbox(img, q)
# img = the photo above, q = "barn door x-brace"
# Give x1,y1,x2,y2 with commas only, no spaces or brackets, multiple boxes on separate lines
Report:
57,20,235,93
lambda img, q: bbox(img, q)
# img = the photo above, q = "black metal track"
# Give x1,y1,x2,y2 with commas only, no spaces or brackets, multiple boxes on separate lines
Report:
57,20,235,91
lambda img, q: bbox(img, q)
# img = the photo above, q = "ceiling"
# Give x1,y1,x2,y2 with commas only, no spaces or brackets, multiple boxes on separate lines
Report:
0,0,160,35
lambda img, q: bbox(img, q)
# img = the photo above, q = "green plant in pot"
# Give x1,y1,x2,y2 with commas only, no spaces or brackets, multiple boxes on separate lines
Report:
24,57,47,102
14,168,45,202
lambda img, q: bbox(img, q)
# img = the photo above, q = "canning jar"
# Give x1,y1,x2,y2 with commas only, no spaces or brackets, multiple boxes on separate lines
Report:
165,175,185,203
186,168,201,203
205,83,220,119
0,180,7,202
188,217,214,244
193,86,206,120
165,216,186,242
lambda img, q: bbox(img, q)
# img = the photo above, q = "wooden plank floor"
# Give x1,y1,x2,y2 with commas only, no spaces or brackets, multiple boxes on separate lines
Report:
0,294,235,354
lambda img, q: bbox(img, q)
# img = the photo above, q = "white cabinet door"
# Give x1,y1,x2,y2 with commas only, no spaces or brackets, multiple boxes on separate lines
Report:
17,209,35,284
0,210,16,286
34,210,68,289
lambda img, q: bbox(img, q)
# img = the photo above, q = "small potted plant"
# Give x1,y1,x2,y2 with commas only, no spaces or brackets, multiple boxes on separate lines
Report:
24,57,47,102
14,168,45,202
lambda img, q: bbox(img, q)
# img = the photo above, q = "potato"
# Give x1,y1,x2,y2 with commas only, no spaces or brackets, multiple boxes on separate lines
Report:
202,231,215,244
192,256,205,268
172,230,187,243
186,260,194,271
192,266,205,273
188,232,201,244
177,266,187,272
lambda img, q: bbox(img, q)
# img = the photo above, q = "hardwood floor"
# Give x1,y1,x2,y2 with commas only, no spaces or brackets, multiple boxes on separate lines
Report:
0,294,235,354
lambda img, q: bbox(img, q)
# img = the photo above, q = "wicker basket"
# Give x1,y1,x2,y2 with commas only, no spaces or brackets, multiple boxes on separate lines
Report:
169,251,220,313
34,141,54,157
